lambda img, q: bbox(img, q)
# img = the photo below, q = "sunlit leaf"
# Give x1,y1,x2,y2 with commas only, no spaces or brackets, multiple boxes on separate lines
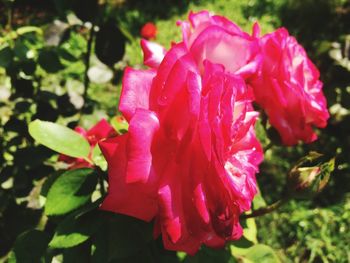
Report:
28,120,90,158
231,244,280,263
45,168,97,216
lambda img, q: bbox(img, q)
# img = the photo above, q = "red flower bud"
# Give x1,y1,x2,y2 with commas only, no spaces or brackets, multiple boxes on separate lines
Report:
140,22,157,40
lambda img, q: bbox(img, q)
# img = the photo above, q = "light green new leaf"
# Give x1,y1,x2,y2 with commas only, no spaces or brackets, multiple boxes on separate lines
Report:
45,168,97,216
243,218,258,244
28,119,90,158
91,144,107,171
231,244,280,263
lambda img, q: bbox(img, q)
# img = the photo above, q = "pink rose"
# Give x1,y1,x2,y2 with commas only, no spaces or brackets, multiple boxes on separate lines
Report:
99,13,263,253
59,119,116,169
250,28,329,145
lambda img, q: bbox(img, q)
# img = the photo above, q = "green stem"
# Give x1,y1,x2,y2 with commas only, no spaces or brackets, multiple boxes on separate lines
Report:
6,1,13,31
95,166,106,196
82,25,95,107
264,142,273,152
99,176,106,196
242,197,289,219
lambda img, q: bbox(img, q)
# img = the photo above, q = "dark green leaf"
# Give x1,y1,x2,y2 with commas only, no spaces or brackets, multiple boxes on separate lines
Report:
20,59,37,75
49,209,101,248
72,0,98,22
12,78,34,98
13,146,54,167
0,45,13,68
38,49,64,73
28,120,90,158
34,101,59,122
14,40,29,61
4,117,27,134
58,48,79,62
45,168,97,216
107,213,153,260
62,243,91,262
184,246,236,263
14,100,32,114
8,230,49,263
95,21,126,67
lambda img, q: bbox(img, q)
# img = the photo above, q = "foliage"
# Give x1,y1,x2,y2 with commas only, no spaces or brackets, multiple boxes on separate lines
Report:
0,0,349,262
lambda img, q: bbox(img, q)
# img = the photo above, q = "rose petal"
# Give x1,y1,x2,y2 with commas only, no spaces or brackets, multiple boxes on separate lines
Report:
99,136,158,221
119,67,156,121
126,109,159,184
141,39,167,68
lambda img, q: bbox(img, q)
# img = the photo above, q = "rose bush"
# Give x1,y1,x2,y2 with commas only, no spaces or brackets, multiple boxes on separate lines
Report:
99,11,264,254
98,10,329,255
3,0,341,260
250,28,329,145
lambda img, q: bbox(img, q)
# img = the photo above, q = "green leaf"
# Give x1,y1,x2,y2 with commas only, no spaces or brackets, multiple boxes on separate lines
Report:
91,144,107,171
62,243,91,262
41,171,64,197
107,214,153,260
72,0,98,22
45,168,97,216
231,244,280,263
252,187,267,210
38,49,64,73
184,246,236,263
242,218,258,244
95,20,126,67
14,40,29,60
28,119,90,158
110,116,128,134
8,230,49,263
16,26,42,36
0,45,13,68
49,208,101,248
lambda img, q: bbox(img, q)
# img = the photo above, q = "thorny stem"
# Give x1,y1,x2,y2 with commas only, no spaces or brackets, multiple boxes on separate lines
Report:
241,197,290,219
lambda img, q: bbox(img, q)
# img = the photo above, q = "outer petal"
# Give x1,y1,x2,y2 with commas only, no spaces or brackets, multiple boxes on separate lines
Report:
99,135,158,221
126,109,159,184
150,42,188,109
141,39,166,68
119,67,156,121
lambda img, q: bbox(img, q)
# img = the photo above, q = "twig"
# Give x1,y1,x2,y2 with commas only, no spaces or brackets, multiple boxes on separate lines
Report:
241,197,289,219
82,25,96,107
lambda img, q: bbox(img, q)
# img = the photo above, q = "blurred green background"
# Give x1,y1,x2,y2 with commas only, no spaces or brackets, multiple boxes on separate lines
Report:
0,0,350,262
